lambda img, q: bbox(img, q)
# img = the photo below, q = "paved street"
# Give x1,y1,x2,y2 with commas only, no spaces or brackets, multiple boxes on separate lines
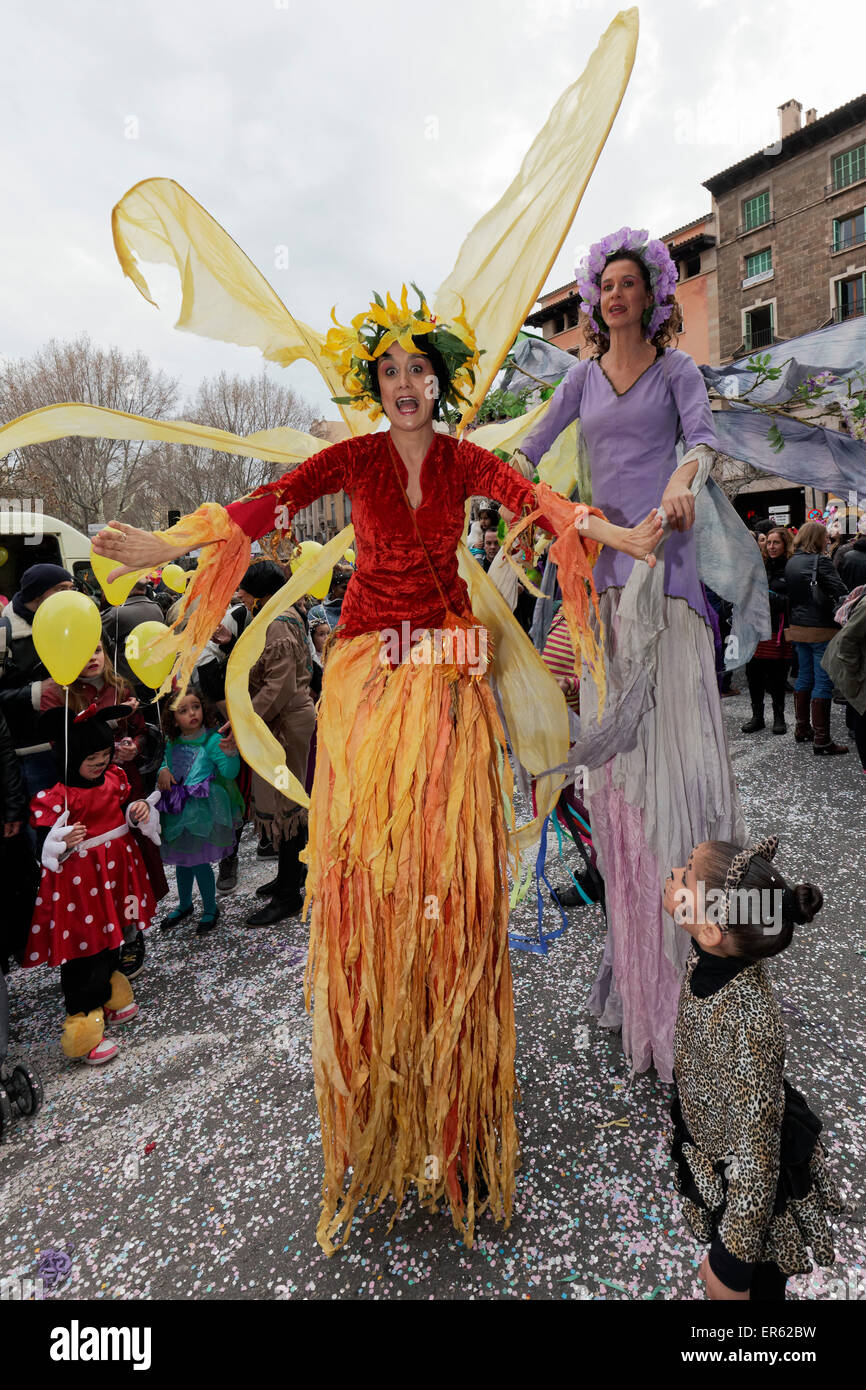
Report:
2,683,864,1302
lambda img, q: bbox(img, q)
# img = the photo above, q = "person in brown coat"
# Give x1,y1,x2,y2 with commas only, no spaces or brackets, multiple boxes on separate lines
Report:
224,560,316,926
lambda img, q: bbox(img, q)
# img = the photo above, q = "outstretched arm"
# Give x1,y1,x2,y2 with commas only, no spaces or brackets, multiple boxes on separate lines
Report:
515,358,589,470
460,440,662,563
92,439,355,579
461,442,662,720
91,438,356,698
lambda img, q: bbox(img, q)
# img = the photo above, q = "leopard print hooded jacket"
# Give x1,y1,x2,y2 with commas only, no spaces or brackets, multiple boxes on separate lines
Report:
673,949,843,1276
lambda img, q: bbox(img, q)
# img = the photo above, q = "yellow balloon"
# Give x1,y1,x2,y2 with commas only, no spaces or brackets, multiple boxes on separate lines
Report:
161,563,189,594
343,549,355,566
90,544,149,606
32,591,101,686
125,621,176,690
0,546,9,567
290,540,332,601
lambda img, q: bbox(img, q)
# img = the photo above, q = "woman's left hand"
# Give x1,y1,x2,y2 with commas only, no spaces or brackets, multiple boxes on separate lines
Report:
128,801,149,824
661,477,696,532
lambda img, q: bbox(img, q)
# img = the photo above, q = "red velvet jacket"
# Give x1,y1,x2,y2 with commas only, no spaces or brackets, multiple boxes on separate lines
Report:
226,432,541,638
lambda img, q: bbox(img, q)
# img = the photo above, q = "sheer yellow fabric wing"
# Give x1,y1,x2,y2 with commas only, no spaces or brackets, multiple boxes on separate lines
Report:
437,7,639,429
468,407,583,500
457,541,568,854
224,527,355,811
0,402,325,465
111,178,375,439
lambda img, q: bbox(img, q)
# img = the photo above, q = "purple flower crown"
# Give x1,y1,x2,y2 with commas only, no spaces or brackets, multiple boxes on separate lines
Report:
576,227,678,340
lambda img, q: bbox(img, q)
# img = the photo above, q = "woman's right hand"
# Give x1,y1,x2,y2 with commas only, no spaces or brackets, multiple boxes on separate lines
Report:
157,768,176,792
65,822,88,848
92,519,187,584
622,509,664,568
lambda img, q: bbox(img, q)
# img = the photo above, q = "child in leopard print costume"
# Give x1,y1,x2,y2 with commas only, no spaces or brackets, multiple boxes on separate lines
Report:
664,835,844,1301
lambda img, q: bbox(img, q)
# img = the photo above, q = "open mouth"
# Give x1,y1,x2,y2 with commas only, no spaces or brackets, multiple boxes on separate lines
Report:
396,396,419,415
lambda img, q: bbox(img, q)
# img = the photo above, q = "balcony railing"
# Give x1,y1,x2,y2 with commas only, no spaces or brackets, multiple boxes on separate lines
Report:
826,175,866,197
831,229,866,254
744,326,775,351
833,302,865,323
736,215,774,236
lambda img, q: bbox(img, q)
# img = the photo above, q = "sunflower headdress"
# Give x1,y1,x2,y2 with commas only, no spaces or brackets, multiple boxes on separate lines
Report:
322,283,481,427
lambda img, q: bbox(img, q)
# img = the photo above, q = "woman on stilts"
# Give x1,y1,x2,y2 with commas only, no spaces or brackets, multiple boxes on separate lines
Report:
91,289,662,1252
514,228,746,1083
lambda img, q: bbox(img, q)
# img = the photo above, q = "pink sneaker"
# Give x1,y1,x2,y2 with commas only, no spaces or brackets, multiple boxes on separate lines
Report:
104,1002,139,1027
81,1037,119,1066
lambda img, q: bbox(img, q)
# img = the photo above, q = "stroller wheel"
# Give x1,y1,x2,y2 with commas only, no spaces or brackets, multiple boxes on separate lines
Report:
9,1064,43,1117
0,1086,12,1140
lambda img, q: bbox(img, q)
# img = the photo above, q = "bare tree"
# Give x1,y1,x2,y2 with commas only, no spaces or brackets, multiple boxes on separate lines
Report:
156,370,317,511
0,335,180,531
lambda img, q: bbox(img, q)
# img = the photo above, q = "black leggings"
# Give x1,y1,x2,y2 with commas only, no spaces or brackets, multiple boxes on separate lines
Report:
746,657,788,709
60,947,121,1016
750,1261,788,1301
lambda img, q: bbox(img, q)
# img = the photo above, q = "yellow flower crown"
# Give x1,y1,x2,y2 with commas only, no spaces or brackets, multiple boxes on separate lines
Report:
322,283,481,426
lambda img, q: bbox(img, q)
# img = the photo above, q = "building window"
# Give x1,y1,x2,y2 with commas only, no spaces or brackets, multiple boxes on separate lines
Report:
835,272,866,321
745,248,772,278
679,253,701,279
744,304,774,351
833,144,866,192
832,209,866,253
742,191,770,231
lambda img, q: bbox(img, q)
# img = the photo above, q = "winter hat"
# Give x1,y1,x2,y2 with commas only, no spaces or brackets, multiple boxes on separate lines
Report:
239,560,287,600
18,563,73,603
41,702,132,787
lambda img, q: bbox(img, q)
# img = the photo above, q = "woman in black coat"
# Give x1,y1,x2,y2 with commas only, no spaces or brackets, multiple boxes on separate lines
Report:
784,521,849,754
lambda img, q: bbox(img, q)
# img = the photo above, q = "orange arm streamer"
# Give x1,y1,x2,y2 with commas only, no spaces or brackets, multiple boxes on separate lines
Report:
147,503,252,697
503,481,607,720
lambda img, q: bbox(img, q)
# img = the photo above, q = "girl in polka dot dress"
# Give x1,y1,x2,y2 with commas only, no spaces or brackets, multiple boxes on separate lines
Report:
22,703,161,1065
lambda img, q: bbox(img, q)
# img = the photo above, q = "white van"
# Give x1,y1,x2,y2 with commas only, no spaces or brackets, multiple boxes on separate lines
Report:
0,509,96,602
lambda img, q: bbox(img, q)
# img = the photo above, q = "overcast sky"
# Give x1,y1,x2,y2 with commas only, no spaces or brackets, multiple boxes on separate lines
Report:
2,0,864,419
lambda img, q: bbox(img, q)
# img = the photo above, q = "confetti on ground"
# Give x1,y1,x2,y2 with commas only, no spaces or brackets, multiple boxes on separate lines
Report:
0,689,864,1300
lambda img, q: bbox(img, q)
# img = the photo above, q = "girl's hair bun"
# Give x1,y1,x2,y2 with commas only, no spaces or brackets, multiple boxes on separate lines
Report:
782,883,823,925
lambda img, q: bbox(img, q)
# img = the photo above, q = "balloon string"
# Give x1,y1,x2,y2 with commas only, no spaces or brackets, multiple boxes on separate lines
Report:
63,685,69,815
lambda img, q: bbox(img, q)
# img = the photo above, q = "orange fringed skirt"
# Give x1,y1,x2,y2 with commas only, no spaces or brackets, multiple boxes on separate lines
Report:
303,629,519,1255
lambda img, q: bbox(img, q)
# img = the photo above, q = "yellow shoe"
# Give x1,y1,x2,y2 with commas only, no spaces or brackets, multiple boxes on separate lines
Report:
105,970,134,1014
61,1008,106,1059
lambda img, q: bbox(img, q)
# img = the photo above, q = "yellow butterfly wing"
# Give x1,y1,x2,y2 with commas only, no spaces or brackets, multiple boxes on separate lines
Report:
434,7,639,430
111,177,375,439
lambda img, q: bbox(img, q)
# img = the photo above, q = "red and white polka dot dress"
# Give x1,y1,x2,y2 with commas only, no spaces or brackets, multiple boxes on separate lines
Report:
24,766,157,969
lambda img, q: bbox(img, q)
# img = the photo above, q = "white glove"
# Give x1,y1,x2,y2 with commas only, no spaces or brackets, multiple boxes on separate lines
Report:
127,790,162,846
41,810,75,872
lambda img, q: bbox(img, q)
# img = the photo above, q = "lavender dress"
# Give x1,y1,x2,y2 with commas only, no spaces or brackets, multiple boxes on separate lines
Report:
521,349,745,1081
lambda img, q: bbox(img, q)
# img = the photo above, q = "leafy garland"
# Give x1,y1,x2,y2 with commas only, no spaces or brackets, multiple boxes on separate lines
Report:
323,283,482,427
710,354,866,450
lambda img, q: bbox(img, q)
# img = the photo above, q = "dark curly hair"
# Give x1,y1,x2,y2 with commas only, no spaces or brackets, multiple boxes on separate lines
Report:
700,841,823,961
583,252,682,356
164,684,222,741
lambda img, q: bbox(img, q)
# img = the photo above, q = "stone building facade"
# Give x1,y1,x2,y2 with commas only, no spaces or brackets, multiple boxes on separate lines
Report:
704,94,866,362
